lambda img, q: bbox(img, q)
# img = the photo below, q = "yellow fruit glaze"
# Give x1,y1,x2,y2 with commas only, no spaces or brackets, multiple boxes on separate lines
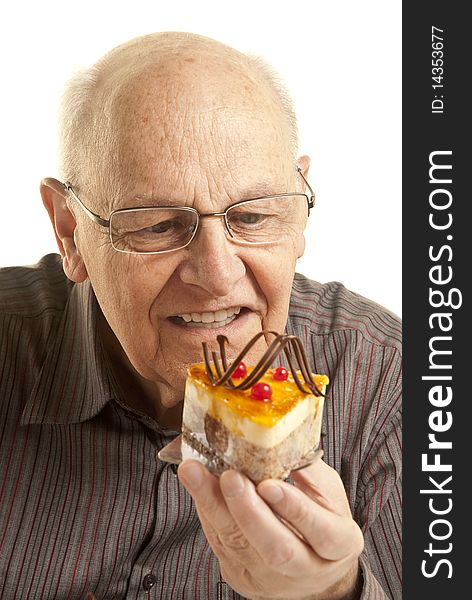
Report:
188,364,329,428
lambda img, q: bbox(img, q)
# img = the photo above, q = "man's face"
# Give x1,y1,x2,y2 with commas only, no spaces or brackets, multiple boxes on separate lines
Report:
74,62,307,407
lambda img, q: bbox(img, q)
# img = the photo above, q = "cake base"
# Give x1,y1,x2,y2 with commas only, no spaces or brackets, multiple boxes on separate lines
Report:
182,411,321,483
158,435,323,482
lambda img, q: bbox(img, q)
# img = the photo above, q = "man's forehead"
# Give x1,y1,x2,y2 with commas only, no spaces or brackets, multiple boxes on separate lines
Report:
104,75,291,192
83,33,295,205
108,158,295,211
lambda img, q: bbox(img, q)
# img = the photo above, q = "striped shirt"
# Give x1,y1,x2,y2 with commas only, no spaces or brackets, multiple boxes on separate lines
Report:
0,254,402,600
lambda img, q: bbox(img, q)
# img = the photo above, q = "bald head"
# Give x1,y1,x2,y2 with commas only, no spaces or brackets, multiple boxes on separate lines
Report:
58,32,298,205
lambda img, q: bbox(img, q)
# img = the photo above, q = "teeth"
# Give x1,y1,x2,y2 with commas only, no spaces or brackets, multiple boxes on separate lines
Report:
214,309,227,321
189,316,237,329
177,306,242,326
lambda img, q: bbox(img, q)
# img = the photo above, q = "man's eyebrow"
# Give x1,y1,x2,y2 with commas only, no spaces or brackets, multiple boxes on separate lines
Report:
130,195,184,206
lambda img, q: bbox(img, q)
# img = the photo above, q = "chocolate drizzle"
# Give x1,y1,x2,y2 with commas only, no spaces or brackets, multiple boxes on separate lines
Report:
202,331,325,397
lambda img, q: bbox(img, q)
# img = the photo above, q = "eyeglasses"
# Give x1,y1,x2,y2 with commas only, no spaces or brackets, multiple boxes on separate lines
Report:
63,168,315,255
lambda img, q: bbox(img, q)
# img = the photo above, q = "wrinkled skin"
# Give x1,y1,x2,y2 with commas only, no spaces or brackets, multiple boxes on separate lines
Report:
179,459,363,600
41,33,363,600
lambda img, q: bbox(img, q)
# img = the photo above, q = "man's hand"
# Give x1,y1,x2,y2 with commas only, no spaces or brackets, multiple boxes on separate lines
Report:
178,459,364,600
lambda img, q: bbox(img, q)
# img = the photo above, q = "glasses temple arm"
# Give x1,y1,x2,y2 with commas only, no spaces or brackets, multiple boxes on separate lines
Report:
297,167,315,211
63,182,110,228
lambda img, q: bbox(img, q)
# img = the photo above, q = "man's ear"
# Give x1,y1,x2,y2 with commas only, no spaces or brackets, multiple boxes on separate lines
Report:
40,177,88,283
297,154,311,180
296,234,306,260
296,155,311,259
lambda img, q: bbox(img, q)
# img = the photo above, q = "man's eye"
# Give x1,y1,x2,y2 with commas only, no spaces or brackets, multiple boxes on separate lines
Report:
230,212,266,226
133,217,192,236
146,219,178,234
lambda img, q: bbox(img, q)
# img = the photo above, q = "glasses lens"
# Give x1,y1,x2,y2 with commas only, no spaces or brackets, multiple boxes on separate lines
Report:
110,208,198,253
226,195,307,244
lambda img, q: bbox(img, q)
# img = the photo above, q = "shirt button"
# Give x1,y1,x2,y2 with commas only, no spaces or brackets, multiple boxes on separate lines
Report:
143,573,157,590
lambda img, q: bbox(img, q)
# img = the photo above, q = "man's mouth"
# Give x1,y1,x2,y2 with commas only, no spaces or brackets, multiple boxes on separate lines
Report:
169,306,244,329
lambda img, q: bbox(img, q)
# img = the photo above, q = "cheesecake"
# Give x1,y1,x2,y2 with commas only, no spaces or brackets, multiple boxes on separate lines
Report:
181,332,328,483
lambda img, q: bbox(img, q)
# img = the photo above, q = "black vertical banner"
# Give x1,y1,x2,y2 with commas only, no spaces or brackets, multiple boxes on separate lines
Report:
403,3,468,599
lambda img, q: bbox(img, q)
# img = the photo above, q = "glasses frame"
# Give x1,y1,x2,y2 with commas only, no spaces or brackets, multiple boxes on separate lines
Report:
63,167,315,255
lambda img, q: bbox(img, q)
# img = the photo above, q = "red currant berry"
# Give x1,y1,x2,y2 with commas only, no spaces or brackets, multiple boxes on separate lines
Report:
273,367,288,381
250,382,272,402
231,361,247,379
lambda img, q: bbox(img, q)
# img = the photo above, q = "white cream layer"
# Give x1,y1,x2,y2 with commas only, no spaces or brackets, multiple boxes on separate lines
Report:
183,379,324,449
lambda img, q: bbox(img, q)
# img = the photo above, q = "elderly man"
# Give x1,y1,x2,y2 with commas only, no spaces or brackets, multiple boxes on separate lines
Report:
0,33,401,599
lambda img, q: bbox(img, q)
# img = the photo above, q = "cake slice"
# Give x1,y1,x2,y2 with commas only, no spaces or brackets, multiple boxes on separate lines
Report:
181,332,328,483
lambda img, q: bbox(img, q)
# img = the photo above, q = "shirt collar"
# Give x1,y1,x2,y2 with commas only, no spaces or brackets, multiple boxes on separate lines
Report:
21,279,115,425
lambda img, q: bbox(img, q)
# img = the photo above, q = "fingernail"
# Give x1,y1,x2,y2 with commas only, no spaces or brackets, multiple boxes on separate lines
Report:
220,471,245,498
258,482,284,504
179,462,203,492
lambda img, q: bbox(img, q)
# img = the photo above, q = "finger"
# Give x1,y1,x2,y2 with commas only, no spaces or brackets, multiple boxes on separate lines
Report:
177,460,254,559
291,460,353,516
219,469,316,573
257,479,364,561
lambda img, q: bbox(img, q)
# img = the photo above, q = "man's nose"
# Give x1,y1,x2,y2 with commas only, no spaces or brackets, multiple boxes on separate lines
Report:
177,217,246,296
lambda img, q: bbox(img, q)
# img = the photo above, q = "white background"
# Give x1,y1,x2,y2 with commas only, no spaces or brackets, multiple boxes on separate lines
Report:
0,0,401,316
